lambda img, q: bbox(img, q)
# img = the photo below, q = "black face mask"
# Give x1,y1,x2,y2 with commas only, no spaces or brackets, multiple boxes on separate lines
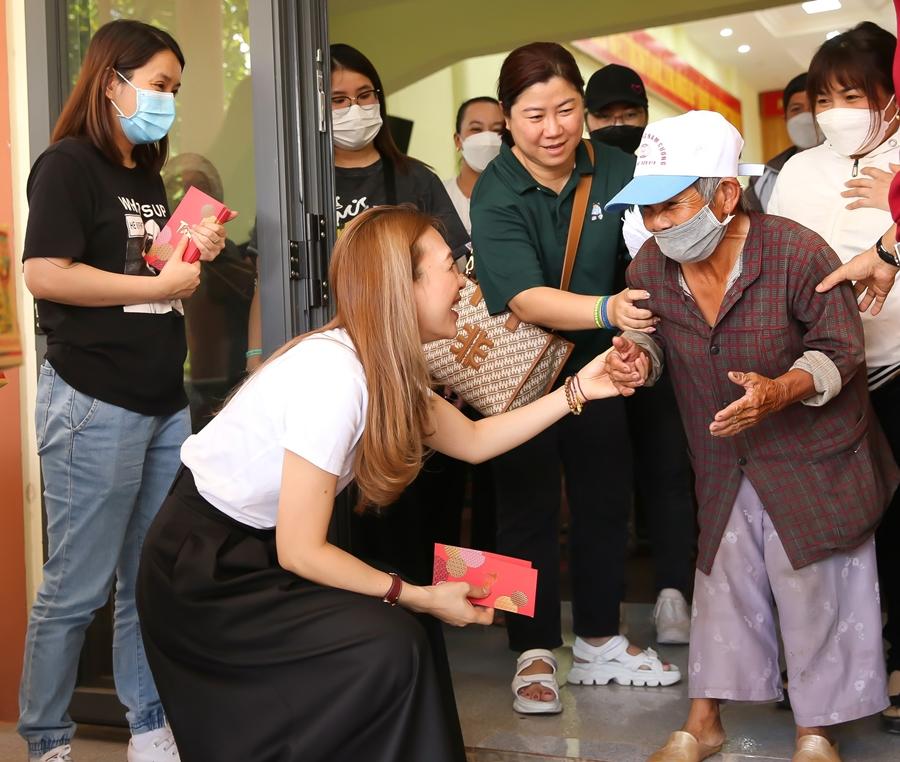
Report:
590,125,645,154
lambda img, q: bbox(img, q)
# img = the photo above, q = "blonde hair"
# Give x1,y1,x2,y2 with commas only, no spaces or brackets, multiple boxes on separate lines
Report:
254,206,436,507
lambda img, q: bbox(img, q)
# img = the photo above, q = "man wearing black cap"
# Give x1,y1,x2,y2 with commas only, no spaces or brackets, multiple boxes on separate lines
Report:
585,63,649,154
746,72,822,212
585,64,698,647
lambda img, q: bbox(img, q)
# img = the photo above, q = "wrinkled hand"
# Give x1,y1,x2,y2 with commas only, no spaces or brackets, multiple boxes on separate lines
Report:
709,371,787,437
156,236,200,300
607,288,657,332
424,581,494,627
815,245,899,315
841,163,900,211
575,349,621,401
191,209,239,262
605,335,651,397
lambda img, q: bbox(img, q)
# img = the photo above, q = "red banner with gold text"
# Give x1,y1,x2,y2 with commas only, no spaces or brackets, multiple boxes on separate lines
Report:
573,31,742,131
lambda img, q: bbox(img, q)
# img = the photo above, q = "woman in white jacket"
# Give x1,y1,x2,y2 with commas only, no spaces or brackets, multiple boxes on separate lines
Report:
768,21,900,736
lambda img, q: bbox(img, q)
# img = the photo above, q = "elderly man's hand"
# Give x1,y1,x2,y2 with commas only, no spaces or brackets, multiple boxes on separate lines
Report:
606,335,650,397
709,371,789,437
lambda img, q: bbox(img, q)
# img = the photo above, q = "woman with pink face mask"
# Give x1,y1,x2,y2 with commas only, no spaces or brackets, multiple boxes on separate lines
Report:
769,21,900,739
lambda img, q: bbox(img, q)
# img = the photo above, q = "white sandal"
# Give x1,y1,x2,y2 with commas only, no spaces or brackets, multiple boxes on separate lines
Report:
567,635,681,687
511,648,562,714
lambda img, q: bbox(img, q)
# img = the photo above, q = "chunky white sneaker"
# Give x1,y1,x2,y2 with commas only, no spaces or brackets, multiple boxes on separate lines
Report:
127,726,180,762
32,745,73,762
567,635,681,687
654,588,691,645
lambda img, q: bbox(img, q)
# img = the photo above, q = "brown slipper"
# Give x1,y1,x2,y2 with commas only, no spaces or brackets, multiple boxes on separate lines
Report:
647,730,723,761
792,735,840,762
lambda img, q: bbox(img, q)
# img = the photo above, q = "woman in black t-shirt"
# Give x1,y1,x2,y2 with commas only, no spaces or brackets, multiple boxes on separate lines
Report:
18,20,230,762
331,44,469,258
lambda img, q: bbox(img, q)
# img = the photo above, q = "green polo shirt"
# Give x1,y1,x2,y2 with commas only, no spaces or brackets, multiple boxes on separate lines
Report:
470,138,635,377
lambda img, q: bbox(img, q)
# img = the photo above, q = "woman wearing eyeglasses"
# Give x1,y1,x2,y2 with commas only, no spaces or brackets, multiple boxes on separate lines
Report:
331,44,469,259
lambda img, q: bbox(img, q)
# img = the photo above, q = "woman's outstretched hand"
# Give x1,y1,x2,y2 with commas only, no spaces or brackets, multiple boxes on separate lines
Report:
575,350,621,401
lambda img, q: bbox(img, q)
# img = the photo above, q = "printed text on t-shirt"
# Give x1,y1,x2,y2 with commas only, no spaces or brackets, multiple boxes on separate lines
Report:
118,196,167,219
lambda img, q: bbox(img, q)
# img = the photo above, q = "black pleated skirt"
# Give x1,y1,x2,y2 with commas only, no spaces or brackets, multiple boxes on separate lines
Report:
136,468,466,762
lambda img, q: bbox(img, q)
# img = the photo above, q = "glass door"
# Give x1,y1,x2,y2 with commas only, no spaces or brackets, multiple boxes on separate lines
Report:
31,0,333,725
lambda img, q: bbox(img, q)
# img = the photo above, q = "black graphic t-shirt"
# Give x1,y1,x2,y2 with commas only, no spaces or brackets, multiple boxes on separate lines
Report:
335,157,470,260
23,137,188,415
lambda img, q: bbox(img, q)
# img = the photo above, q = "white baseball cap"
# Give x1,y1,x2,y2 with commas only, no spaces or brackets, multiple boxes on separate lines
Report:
605,110,764,212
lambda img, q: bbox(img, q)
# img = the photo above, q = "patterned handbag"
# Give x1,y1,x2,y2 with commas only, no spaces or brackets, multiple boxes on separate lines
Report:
424,141,594,416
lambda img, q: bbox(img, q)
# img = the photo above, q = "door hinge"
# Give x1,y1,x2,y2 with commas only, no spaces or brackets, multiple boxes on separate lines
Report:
301,213,329,308
288,239,301,281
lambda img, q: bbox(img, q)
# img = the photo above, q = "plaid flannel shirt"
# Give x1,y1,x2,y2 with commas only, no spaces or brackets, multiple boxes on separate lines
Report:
625,213,899,573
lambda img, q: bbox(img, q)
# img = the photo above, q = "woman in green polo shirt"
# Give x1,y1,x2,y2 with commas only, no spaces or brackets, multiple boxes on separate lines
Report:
470,42,680,715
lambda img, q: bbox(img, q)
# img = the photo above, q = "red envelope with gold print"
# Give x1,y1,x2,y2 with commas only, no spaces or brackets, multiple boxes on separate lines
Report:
433,544,537,617
145,186,231,270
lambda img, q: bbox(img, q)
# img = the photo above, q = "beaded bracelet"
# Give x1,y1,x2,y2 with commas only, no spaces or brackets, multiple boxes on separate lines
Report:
593,296,605,329
564,376,583,415
569,376,583,414
245,348,263,359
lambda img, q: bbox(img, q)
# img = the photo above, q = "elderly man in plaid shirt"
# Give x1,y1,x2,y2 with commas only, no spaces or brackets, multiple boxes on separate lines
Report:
604,111,899,762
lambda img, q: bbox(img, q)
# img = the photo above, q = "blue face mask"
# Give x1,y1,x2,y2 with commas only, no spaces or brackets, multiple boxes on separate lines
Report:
110,69,176,145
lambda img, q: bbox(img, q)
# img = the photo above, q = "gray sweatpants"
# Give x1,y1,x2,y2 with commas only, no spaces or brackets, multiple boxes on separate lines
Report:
688,476,888,727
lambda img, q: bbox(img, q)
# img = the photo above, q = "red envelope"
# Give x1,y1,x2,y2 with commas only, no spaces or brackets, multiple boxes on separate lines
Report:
433,544,537,617
145,186,232,270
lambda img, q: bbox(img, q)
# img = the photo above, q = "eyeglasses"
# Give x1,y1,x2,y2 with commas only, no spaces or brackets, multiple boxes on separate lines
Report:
590,107,645,127
331,89,380,116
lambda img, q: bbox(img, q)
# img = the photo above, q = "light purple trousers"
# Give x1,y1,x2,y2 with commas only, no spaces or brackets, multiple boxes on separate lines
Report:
688,476,888,727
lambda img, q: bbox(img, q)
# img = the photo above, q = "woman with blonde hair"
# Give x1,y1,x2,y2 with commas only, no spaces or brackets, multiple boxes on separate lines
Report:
136,206,620,762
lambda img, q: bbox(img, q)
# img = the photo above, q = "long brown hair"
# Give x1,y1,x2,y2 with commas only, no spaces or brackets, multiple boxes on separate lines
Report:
53,19,184,173
252,206,436,507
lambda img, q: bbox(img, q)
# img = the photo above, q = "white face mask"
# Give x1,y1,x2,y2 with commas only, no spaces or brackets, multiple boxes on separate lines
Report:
816,96,898,157
332,103,383,151
786,111,821,150
460,131,502,173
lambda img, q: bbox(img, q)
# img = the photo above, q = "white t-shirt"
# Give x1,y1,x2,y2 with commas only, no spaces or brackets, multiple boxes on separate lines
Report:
443,176,471,235
768,137,900,370
181,328,368,529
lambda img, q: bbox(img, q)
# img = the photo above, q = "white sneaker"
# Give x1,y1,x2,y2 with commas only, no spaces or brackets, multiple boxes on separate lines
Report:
654,588,691,644
32,745,73,762
127,726,180,762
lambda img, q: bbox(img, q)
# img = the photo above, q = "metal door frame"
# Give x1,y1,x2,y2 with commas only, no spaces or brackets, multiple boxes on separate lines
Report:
24,0,334,725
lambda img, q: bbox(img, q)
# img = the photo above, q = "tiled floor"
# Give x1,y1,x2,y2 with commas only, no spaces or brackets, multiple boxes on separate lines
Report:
2,603,898,761
449,604,900,762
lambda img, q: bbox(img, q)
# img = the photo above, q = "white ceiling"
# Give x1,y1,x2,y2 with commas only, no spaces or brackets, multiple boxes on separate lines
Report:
670,0,897,93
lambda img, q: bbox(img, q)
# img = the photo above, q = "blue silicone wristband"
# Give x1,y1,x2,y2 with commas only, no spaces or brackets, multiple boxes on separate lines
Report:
601,294,613,329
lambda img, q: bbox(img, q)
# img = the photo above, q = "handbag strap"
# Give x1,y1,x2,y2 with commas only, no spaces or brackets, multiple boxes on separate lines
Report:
559,139,594,292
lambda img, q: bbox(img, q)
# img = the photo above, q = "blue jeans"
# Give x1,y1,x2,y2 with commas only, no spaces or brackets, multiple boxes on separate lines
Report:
18,361,190,756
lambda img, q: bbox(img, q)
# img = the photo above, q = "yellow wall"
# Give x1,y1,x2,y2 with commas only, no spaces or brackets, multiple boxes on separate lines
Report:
645,24,762,163
386,29,762,182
